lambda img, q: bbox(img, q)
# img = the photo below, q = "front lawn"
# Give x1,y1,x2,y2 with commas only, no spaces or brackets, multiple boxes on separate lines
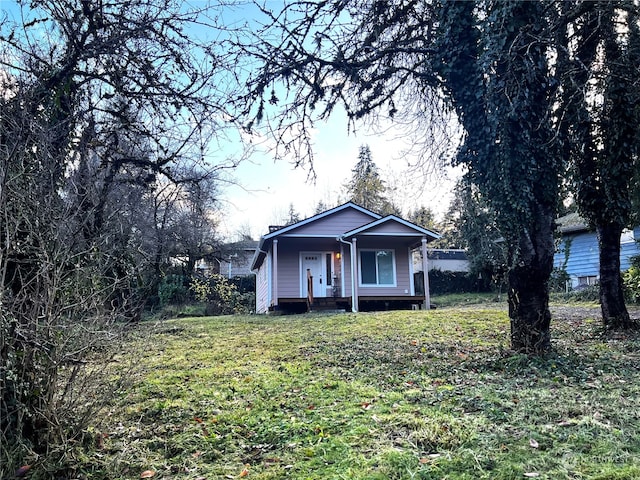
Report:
78,308,640,479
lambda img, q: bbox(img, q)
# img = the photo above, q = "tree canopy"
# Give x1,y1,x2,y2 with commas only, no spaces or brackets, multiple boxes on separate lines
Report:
0,0,243,472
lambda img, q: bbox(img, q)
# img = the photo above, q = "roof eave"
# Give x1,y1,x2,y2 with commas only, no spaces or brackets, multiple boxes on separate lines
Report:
342,215,441,240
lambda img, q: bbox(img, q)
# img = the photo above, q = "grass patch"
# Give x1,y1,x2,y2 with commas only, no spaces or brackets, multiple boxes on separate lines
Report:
431,292,505,308
61,309,640,479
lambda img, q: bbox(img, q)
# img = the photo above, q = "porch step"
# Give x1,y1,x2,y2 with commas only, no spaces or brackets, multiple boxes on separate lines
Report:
308,297,349,312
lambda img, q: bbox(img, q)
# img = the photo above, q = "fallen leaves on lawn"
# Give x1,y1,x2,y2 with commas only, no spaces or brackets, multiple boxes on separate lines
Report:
224,464,250,478
15,466,31,478
419,453,441,464
529,438,539,449
140,470,155,478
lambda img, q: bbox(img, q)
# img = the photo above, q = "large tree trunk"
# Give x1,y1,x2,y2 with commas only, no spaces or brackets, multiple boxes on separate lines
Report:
508,269,551,353
507,209,555,353
597,223,635,329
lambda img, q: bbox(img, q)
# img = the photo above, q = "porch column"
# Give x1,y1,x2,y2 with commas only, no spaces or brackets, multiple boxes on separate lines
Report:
340,244,346,298
273,239,279,308
421,237,430,310
351,237,358,312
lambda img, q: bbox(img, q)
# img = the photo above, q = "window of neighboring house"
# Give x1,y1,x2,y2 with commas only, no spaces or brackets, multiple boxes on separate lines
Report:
578,275,598,286
621,229,635,243
360,249,396,286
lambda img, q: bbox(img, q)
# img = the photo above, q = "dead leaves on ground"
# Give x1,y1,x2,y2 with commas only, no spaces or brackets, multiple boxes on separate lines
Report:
14,466,31,478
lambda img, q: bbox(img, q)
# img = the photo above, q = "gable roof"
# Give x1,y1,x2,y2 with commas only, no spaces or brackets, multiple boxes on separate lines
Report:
251,203,442,271
262,202,381,240
251,202,381,270
556,212,589,234
342,215,440,240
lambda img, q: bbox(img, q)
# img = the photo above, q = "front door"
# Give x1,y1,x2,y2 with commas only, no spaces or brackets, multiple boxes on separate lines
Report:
301,252,325,299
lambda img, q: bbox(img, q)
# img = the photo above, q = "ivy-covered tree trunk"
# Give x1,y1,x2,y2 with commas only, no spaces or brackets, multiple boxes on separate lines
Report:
508,208,555,351
435,1,559,353
597,223,634,328
557,2,640,330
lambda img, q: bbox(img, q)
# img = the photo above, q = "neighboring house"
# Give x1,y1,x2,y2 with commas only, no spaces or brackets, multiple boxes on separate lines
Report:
196,239,259,278
554,212,640,289
413,249,470,273
251,202,440,314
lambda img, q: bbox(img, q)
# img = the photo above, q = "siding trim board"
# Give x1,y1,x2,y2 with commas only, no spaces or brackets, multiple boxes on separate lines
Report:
343,215,440,239
279,234,343,239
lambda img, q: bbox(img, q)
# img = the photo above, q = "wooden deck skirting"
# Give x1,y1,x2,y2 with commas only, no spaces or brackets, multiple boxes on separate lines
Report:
271,296,427,313
277,296,426,303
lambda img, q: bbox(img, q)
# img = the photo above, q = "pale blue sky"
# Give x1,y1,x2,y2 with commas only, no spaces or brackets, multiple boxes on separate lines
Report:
220,106,462,240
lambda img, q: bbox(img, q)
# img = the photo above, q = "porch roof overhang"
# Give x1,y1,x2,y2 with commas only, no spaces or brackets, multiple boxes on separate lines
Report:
251,211,441,271
251,202,381,271
251,234,344,271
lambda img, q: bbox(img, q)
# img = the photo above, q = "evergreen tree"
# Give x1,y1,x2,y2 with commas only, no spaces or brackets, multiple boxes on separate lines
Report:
408,206,438,230
285,203,301,225
314,200,329,215
345,145,395,214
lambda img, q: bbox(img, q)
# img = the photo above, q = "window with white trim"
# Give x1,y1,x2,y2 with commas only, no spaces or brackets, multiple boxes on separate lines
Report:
360,249,396,286
621,229,635,243
578,275,597,286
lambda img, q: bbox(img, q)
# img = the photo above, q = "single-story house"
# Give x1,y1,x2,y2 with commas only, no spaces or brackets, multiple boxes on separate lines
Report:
554,212,640,289
251,202,440,313
195,239,259,278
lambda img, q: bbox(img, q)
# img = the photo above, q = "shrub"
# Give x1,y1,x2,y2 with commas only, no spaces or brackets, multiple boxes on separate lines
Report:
229,274,256,294
418,270,489,295
190,273,254,315
158,274,189,306
551,283,600,303
623,256,640,303
567,284,600,302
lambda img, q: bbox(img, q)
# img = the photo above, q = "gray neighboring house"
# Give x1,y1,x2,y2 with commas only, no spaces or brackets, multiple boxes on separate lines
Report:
251,202,440,314
197,239,258,278
413,249,470,273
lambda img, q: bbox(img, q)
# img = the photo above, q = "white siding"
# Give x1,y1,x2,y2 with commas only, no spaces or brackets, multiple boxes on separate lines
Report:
255,260,270,314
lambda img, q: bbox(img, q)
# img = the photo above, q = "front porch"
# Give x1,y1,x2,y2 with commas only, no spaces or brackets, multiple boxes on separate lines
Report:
270,296,428,314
